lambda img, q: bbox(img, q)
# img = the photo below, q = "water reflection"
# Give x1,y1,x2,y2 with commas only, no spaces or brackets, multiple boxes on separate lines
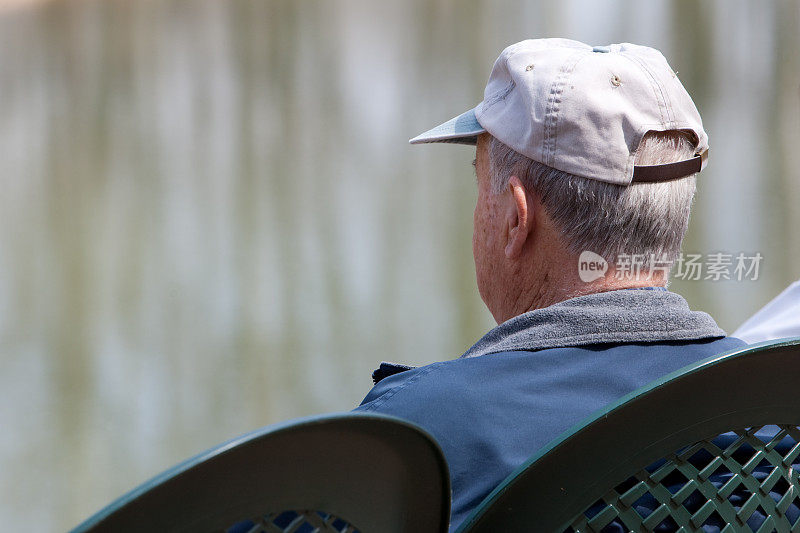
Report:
0,0,797,529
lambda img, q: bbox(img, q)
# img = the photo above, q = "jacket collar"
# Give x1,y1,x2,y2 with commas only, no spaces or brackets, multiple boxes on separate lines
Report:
371,288,726,383
461,288,725,359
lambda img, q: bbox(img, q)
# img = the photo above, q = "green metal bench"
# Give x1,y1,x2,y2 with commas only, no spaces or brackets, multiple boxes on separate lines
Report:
70,412,450,533
458,338,800,532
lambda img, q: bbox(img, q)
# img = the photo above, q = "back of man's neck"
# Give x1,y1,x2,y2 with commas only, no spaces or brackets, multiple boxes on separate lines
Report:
514,273,667,320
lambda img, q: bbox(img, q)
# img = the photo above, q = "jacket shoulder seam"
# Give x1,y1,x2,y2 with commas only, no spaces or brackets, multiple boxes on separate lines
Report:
361,363,443,412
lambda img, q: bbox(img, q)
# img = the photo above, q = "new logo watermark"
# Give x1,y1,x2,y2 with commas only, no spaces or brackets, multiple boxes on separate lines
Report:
578,251,608,282
577,251,763,282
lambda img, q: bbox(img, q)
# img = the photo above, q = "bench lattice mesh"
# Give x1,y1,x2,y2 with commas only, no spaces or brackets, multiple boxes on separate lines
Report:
567,425,800,532
226,510,359,533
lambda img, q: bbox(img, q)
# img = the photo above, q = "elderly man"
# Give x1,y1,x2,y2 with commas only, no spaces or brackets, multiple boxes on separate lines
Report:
355,39,744,529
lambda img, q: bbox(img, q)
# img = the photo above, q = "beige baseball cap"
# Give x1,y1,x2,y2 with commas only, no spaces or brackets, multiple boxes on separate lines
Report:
410,38,708,185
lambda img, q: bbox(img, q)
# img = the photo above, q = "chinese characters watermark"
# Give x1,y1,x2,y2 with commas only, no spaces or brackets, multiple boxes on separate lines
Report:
578,251,763,282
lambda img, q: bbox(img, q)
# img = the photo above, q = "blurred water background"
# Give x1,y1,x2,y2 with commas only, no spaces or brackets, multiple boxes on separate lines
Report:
0,0,798,529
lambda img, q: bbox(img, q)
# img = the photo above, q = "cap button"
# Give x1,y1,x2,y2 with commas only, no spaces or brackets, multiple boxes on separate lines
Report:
592,46,611,53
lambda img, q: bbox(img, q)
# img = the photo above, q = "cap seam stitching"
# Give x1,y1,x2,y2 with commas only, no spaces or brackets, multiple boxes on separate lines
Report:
622,53,673,126
481,80,516,112
543,51,586,167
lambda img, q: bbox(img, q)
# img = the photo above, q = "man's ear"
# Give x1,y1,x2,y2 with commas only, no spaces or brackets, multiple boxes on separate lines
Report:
505,175,533,259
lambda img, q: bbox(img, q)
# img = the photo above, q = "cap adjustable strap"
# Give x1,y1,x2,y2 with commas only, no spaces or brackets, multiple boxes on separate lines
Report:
631,149,708,183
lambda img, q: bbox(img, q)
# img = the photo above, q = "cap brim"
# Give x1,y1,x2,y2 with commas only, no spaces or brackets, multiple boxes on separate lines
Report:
409,108,485,145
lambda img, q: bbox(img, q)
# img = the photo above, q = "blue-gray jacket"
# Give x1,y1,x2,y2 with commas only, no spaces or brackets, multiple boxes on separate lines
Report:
355,288,746,530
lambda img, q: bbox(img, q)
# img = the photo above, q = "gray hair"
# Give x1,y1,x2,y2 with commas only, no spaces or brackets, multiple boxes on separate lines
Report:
488,131,697,270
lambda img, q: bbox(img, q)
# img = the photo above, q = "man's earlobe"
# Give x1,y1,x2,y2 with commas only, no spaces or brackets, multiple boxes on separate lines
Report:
505,176,531,259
